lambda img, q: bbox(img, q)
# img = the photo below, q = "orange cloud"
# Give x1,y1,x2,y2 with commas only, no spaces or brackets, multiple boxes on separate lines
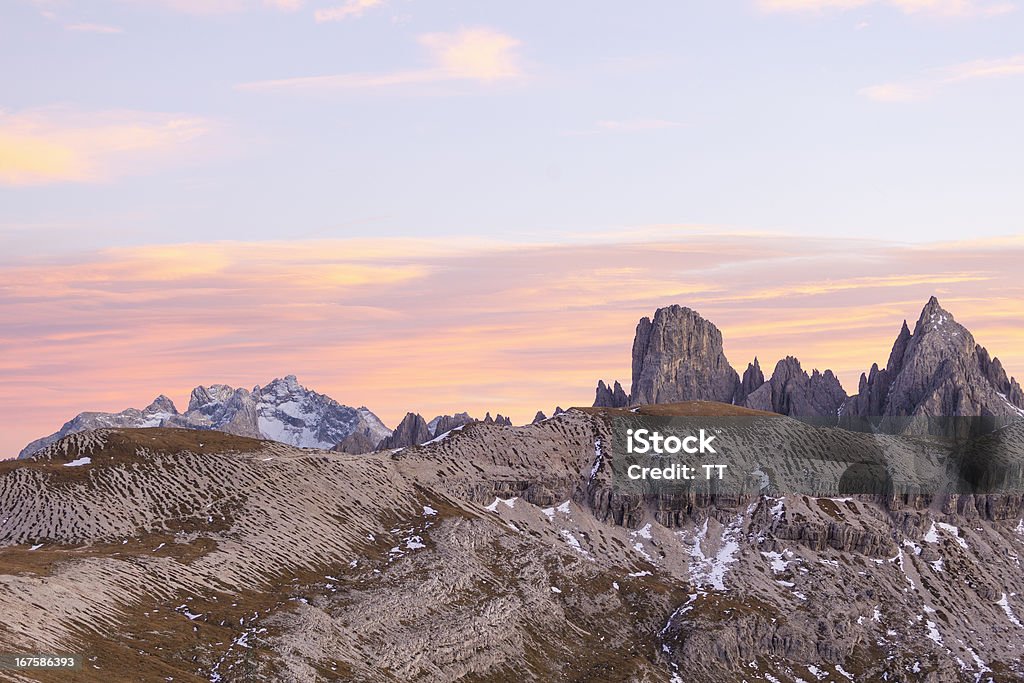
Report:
0,107,213,186
237,27,524,92
2,233,1023,459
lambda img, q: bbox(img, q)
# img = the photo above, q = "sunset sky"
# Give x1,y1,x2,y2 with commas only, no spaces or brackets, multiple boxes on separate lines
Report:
3,0,1023,457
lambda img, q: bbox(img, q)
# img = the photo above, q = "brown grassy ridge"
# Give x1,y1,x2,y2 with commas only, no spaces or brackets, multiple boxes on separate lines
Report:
0,428,270,482
578,401,778,418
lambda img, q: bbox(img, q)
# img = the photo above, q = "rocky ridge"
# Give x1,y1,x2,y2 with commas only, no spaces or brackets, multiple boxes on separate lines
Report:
595,298,1024,424
19,375,391,458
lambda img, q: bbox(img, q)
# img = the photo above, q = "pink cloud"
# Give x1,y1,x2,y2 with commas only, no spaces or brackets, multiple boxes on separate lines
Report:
2,233,1022,458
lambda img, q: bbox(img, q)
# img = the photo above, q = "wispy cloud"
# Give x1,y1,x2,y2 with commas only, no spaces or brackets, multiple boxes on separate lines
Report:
3,232,1023,458
65,23,124,34
564,118,686,136
758,0,1015,15
237,27,524,92
314,0,381,22
0,107,213,186
117,0,303,14
860,54,1024,102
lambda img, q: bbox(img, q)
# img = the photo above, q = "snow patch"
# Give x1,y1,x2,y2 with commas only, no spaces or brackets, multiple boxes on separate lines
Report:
998,593,1023,628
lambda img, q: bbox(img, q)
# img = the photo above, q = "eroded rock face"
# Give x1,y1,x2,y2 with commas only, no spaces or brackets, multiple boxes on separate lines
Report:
629,305,741,406
6,409,1024,681
846,297,1024,421
377,413,432,450
743,357,847,418
735,358,766,406
594,380,629,408
427,412,475,437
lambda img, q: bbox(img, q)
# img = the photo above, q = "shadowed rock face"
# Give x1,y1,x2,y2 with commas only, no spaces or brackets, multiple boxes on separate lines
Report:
629,305,741,406
595,298,1024,428
428,412,475,437
846,297,1024,421
734,358,765,406
377,412,432,450
594,380,629,408
743,357,847,418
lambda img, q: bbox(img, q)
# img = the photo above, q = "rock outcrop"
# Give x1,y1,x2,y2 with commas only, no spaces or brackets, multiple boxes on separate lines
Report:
482,412,513,427
629,305,741,406
428,412,475,437
594,380,629,408
734,358,765,405
845,297,1024,421
743,357,847,418
376,412,432,450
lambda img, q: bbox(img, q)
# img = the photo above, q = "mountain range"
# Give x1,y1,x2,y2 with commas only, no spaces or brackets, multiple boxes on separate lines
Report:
595,297,1024,424
18,376,391,459
6,296,1024,680
19,375,518,460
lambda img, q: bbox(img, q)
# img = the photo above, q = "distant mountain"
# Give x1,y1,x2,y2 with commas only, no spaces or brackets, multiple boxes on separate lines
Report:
18,395,179,459
18,375,391,458
594,298,1024,422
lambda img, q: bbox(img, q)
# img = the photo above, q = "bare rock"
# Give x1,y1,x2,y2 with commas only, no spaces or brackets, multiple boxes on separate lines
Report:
630,305,740,406
377,412,432,450
743,357,847,418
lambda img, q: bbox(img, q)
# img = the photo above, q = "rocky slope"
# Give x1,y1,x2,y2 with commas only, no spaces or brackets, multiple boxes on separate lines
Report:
3,407,1024,681
19,376,391,459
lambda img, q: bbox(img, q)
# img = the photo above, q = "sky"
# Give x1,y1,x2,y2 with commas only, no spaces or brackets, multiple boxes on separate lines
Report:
2,0,1023,457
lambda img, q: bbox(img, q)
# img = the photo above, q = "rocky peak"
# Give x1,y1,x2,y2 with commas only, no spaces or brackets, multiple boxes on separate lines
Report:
531,410,547,424
742,356,847,418
377,413,432,450
144,395,178,416
21,376,389,458
848,297,1024,421
629,304,740,405
482,412,512,427
593,379,629,408
734,357,765,405
886,321,913,374
188,384,242,413
428,412,475,437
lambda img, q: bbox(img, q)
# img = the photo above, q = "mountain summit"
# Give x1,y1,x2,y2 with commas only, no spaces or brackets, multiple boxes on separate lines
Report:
628,305,741,405
845,297,1024,420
